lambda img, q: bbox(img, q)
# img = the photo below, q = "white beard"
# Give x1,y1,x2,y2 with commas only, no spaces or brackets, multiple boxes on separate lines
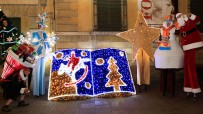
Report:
177,17,186,27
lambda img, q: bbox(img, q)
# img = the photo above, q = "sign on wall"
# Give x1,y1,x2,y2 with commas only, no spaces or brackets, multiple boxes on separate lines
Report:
48,48,136,100
138,0,175,27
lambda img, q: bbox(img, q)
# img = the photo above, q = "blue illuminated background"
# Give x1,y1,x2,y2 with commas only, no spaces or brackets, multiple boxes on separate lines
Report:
92,48,135,95
49,48,136,97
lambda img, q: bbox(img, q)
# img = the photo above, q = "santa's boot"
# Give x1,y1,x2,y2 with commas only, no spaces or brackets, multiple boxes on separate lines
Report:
193,93,198,101
186,92,190,98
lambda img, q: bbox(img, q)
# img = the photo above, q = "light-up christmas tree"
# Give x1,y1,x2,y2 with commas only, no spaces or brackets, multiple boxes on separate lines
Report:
0,9,20,64
105,57,126,91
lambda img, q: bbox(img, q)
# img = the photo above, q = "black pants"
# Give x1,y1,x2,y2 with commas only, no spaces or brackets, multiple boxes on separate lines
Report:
3,82,23,100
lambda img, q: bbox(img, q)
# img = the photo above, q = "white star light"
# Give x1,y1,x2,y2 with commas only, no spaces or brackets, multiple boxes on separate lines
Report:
7,37,13,42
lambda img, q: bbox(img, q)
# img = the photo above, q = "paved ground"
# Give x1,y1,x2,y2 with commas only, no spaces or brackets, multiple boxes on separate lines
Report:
0,75,203,114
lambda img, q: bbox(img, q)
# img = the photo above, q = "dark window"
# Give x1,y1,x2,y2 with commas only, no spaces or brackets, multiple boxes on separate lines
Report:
171,0,178,14
190,0,203,32
8,17,21,33
93,0,127,31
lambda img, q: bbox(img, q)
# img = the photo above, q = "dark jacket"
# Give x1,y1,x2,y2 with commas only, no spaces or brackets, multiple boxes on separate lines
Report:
2,71,27,100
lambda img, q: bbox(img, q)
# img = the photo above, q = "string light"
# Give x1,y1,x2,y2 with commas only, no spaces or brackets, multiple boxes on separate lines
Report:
116,12,160,61
48,48,136,100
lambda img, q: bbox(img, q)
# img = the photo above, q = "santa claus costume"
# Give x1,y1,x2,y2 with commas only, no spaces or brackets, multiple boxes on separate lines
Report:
176,13,203,100
154,15,184,96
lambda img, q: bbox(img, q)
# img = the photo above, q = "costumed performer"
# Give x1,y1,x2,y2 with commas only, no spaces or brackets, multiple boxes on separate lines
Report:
154,15,184,96
176,13,203,100
1,67,31,112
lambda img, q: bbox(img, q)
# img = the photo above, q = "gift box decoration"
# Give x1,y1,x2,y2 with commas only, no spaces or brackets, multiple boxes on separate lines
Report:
1,51,24,79
1,49,35,79
15,43,35,58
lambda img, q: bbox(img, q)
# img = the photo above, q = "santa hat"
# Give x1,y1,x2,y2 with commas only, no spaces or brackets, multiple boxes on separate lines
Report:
176,13,189,21
176,13,183,18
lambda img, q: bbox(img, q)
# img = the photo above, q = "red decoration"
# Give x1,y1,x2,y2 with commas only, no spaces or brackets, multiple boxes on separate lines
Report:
1,54,24,79
38,24,42,29
67,53,80,71
15,43,35,58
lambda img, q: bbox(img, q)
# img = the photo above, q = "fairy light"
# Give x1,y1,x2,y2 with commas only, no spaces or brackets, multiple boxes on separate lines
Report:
116,12,160,61
92,49,135,96
48,48,136,100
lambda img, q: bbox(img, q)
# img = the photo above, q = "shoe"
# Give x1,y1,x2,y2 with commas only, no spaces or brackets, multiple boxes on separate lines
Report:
193,97,198,101
1,105,11,112
18,100,29,107
186,92,190,98
193,93,198,101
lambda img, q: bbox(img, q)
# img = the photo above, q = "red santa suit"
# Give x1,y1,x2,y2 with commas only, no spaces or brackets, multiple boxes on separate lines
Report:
177,13,203,93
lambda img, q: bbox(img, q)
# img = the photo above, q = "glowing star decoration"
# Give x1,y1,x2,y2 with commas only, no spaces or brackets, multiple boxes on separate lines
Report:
17,34,32,44
18,35,26,44
116,12,160,61
6,37,13,42
105,57,127,91
48,48,136,100
49,32,59,45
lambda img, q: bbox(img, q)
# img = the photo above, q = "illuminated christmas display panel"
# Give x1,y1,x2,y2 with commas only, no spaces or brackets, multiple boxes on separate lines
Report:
92,48,135,95
49,49,92,100
48,48,136,100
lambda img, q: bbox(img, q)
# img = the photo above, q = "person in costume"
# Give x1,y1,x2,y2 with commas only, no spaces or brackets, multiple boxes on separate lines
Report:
32,57,46,97
154,15,184,96
1,67,31,112
176,13,203,100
